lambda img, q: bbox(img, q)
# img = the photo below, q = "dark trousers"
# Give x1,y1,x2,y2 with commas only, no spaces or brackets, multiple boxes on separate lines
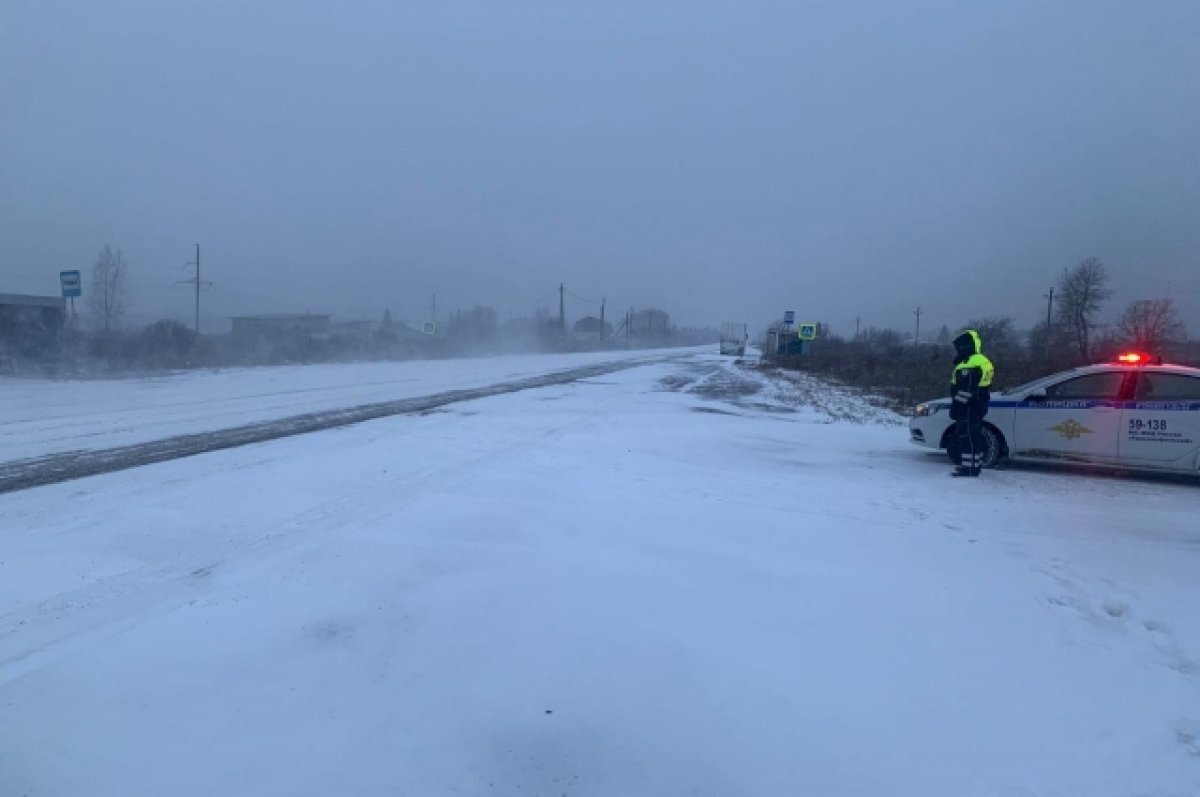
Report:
956,414,986,475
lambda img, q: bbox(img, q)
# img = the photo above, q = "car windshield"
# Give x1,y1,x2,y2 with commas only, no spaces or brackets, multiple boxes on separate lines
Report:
997,374,1061,396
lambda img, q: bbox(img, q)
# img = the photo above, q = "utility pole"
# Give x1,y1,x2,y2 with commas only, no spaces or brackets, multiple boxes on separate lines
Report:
179,244,210,336
600,297,606,342
913,306,923,344
431,294,437,332
1042,286,1055,361
559,283,565,330
193,244,200,335
855,315,861,340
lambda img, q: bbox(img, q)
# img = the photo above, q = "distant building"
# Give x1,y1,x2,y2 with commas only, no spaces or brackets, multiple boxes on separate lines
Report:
572,316,614,339
0,293,67,362
765,322,807,357
377,315,427,342
231,313,331,345
329,319,374,342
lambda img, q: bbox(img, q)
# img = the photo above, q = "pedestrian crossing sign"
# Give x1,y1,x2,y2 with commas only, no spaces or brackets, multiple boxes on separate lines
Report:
797,323,817,340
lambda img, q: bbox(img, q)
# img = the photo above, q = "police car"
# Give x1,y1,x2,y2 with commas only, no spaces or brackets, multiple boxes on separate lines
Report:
909,353,1200,475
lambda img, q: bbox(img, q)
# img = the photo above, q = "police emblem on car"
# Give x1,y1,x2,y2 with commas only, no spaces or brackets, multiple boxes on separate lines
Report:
1050,419,1093,440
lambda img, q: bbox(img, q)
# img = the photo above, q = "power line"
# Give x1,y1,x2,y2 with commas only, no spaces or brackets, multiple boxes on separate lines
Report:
565,289,602,304
526,288,560,308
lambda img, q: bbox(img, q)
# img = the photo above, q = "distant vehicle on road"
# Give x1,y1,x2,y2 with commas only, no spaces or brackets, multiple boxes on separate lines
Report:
720,322,748,357
909,353,1200,475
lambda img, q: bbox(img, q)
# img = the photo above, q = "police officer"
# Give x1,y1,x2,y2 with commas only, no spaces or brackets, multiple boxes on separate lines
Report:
950,329,995,477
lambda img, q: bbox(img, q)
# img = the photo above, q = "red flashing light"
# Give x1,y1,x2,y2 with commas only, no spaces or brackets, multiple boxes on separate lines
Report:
1115,351,1161,365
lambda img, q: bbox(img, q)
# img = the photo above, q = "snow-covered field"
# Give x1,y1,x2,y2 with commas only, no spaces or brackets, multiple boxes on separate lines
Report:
2,354,1198,796
0,348,686,463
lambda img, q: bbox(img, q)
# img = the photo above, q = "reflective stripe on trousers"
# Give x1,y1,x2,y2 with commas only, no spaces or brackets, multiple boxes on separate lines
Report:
956,413,986,475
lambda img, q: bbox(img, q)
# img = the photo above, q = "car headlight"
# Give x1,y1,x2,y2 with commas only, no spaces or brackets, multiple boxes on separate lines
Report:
913,403,944,417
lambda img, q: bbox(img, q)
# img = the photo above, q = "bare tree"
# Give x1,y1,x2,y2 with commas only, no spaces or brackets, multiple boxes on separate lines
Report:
446,305,499,342
1056,257,1112,363
1117,298,1186,351
1027,318,1073,370
859,326,904,348
89,245,128,332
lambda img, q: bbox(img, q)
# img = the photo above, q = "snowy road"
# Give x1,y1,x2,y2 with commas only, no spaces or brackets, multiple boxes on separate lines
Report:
0,348,686,463
0,355,678,495
2,354,1198,796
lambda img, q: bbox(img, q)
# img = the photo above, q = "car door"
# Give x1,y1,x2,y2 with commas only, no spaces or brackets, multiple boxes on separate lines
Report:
1012,370,1130,461
1120,372,1200,469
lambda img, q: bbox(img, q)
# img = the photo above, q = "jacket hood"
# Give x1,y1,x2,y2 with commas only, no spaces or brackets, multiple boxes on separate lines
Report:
953,329,982,360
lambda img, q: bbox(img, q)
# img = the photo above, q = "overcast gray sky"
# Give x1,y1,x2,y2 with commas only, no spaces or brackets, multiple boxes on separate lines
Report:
3,0,1198,335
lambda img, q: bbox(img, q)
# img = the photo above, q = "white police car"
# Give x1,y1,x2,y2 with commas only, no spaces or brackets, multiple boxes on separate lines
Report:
909,353,1200,475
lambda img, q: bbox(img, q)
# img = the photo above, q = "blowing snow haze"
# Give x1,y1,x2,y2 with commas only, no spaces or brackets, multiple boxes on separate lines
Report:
3,1,1198,333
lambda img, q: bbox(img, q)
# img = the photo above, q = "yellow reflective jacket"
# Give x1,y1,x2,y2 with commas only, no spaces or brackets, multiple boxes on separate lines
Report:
950,329,994,387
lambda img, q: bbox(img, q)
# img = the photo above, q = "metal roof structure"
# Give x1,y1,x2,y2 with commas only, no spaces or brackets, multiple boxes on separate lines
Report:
0,293,66,309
